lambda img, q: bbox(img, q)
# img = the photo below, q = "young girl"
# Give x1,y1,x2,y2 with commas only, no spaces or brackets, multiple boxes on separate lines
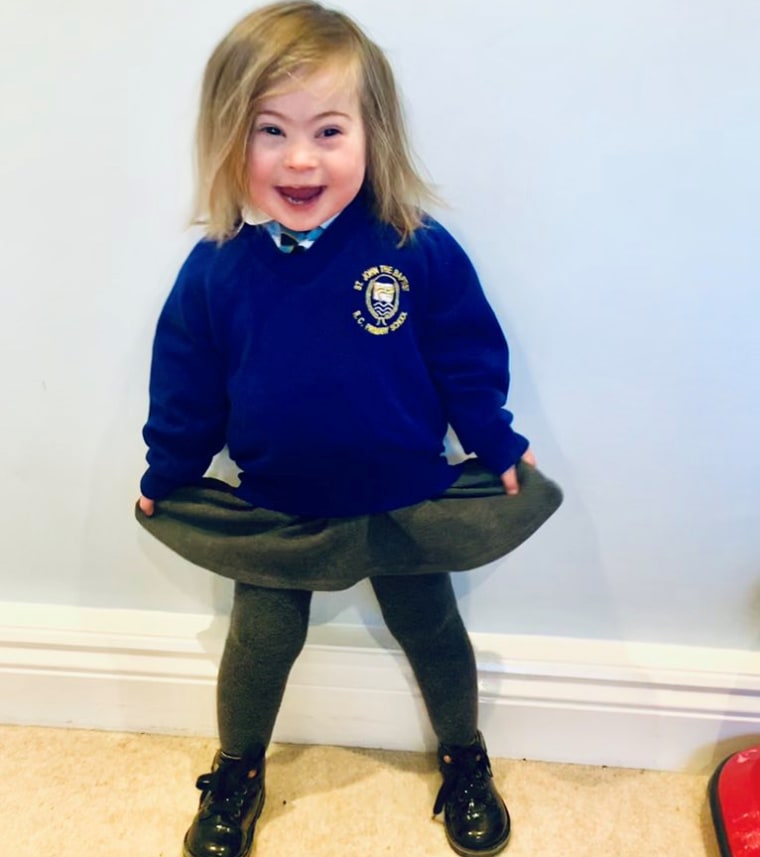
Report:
136,3,561,855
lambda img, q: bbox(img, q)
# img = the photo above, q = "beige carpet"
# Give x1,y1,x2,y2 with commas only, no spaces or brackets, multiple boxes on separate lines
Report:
2,724,721,857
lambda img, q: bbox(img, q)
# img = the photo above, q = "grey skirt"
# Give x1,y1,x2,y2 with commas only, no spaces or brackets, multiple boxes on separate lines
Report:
135,460,562,591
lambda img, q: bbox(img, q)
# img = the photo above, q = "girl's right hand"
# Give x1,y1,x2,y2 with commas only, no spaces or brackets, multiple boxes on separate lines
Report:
500,448,537,496
138,495,155,516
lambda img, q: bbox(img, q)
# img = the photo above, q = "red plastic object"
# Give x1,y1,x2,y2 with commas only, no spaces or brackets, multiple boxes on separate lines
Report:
710,746,760,857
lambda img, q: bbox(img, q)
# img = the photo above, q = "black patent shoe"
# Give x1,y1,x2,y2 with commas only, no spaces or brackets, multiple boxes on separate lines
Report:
433,732,510,856
183,748,266,857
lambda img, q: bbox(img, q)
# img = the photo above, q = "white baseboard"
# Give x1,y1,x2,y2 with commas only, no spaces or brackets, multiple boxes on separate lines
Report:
1,601,759,773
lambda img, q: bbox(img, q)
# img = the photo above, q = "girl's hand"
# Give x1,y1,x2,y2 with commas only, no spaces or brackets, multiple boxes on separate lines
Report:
500,448,537,496
138,495,155,516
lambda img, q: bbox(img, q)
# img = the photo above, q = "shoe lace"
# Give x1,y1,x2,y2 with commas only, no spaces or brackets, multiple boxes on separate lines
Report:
196,763,256,821
433,745,493,816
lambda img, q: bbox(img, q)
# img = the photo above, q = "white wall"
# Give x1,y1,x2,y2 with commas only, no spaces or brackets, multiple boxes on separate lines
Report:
1,0,758,649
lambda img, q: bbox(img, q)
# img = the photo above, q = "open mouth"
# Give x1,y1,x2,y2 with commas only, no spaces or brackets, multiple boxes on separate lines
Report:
277,186,325,205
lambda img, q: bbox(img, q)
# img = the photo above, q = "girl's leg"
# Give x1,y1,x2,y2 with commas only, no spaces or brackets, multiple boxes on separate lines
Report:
184,581,312,857
217,581,312,755
370,572,510,856
370,572,477,745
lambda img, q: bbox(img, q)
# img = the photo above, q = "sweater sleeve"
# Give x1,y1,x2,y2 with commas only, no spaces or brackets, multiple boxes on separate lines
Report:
417,224,529,476
140,242,229,500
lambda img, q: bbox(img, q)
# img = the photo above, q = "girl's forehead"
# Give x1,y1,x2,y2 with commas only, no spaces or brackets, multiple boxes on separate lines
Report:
260,59,361,106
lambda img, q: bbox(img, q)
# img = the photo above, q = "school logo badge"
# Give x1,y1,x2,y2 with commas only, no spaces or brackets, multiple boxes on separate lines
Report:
352,265,410,335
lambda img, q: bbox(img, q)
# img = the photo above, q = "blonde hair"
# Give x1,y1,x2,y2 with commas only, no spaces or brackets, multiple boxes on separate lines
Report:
193,0,436,244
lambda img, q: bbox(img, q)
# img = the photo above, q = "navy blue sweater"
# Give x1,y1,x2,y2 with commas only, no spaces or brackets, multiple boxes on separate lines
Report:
141,194,529,516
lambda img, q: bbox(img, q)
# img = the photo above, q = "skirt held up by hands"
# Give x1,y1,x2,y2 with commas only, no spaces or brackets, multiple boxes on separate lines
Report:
135,460,562,591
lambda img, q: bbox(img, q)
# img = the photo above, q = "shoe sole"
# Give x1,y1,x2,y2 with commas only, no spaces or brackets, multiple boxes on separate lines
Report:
182,787,266,857
445,828,511,857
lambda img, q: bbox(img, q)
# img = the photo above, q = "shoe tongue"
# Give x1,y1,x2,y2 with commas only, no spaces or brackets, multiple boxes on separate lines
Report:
211,757,252,791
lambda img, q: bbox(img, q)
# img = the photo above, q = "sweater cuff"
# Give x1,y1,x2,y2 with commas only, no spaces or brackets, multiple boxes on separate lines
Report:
474,430,530,477
140,469,185,502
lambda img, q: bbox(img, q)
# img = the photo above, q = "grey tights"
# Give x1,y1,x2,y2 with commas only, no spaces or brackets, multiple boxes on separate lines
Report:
217,573,478,756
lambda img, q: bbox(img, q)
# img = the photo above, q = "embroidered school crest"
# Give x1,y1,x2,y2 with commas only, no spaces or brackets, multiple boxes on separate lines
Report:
351,265,410,335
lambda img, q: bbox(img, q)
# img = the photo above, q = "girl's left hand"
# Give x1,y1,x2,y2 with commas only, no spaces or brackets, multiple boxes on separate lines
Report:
500,448,537,496
138,495,155,516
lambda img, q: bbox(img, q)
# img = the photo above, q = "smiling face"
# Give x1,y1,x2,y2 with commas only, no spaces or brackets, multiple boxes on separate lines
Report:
247,65,367,231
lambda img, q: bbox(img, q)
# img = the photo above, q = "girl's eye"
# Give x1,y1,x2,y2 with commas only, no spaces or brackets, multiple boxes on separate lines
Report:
320,127,342,138
259,125,283,136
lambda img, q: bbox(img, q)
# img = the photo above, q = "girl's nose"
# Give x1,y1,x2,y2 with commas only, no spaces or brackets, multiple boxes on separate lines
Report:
284,139,317,170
